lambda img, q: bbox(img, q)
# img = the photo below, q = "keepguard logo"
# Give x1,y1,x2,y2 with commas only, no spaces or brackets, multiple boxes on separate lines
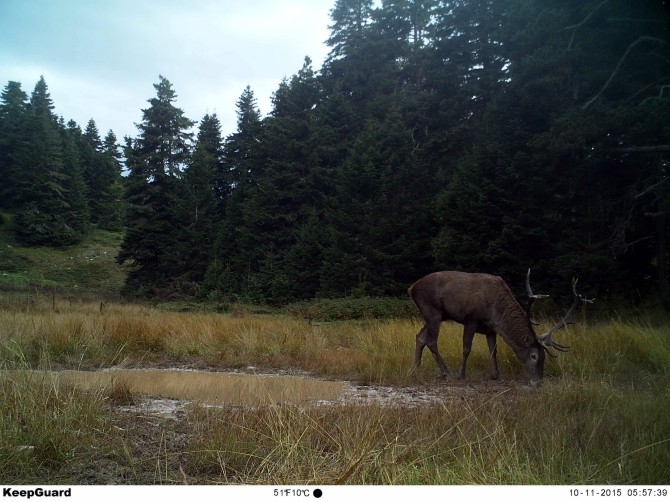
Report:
2,488,72,499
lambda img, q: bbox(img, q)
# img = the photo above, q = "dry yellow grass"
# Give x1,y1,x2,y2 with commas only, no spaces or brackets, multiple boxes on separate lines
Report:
1,296,670,484
4,369,347,406
0,297,580,383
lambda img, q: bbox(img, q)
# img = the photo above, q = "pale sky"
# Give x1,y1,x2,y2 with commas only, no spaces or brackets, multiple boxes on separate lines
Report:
0,0,334,141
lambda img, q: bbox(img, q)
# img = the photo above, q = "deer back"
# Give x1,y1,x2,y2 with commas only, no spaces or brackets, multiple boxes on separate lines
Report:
409,271,537,347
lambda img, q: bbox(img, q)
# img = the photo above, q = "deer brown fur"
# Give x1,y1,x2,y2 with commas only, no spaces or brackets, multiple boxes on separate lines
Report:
408,270,590,385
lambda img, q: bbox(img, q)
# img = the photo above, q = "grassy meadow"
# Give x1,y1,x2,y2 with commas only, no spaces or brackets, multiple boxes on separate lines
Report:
1,228,669,484
0,291,669,485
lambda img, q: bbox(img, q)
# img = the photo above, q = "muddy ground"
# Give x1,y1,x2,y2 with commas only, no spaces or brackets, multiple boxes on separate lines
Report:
116,372,520,416
67,366,529,484
56,367,531,484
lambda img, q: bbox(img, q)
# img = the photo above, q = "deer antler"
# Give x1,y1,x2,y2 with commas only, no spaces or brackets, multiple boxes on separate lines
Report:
539,278,595,356
526,268,549,325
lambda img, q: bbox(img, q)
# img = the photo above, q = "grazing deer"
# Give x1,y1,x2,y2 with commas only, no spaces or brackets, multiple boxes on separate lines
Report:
408,269,593,385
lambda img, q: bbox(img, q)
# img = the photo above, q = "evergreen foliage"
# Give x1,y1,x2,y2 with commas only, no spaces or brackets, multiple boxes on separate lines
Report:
116,76,195,295
0,77,123,246
2,0,669,306
0,81,29,208
11,79,90,246
181,113,224,284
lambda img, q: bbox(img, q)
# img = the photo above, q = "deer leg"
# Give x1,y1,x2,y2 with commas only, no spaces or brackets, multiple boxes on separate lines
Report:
427,341,449,378
486,334,500,380
417,319,449,377
458,324,476,380
414,325,429,371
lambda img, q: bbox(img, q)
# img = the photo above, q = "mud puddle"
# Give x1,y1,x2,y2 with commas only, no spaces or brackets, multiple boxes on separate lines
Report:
6,368,514,417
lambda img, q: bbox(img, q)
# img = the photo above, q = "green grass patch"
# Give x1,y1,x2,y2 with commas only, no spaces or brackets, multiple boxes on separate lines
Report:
0,227,127,294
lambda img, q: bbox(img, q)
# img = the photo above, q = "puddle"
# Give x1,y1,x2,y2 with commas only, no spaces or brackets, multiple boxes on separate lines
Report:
6,368,348,408
4,368,488,417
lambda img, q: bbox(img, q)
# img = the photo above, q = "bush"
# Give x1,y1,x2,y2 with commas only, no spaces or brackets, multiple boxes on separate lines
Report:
286,296,417,322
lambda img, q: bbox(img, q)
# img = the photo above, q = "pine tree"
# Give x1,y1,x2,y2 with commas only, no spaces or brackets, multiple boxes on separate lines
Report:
324,0,400,123
326,0,375,61
235,59,325,303
323,107,435,296
222,86,263,197
117,76,195,295
76,119,125,229
180,113,223,284
13,77,90,246
203,87,263,299
78,119,105,224
0,81,29,209
98,130,125,230
59,119,91,241
13,76,59,210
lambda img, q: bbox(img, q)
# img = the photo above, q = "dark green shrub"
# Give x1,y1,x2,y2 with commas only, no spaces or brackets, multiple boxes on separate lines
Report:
287,296,417,321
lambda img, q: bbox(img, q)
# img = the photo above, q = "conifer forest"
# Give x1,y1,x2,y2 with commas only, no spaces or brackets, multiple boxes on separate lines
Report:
1,0,669,307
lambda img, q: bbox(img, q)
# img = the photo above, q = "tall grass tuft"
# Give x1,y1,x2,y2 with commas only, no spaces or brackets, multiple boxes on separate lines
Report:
0,369,120,482
179,383,670,484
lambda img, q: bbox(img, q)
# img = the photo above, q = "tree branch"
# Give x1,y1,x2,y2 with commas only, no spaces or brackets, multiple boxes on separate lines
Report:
560,0,611,49
582,37,670,110
626,76,670,103
635,177,669,200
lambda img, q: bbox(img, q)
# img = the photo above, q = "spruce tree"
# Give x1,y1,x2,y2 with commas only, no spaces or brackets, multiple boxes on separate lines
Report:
79,119,106,224
236,59,324,303
0,81,29,209
13,76,58,210
117,76,194,295
13,77,89,246
60,119,91,241
98,130,125,230
180,113,223,284
326,0,374,61
203,87,263,299
77,119,125,229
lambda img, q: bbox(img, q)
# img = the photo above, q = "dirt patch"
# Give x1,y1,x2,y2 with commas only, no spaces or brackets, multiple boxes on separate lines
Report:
54,368,530,484
8,366,529,418
107,368,528,417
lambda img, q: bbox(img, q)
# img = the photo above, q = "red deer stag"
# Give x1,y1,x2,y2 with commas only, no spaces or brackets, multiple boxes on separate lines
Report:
408,269,593,385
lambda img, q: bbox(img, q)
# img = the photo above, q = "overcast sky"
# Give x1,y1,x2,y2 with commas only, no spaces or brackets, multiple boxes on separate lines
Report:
0,0,334,141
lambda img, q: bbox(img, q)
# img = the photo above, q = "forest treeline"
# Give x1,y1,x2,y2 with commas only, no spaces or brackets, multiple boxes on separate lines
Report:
1,0,669,306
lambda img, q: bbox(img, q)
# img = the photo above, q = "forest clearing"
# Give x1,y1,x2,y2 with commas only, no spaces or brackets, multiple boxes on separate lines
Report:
1,0,669,488
1,294,669,485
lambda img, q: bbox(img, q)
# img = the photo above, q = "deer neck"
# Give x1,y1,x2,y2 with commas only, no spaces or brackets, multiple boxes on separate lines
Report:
492,297,537,350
